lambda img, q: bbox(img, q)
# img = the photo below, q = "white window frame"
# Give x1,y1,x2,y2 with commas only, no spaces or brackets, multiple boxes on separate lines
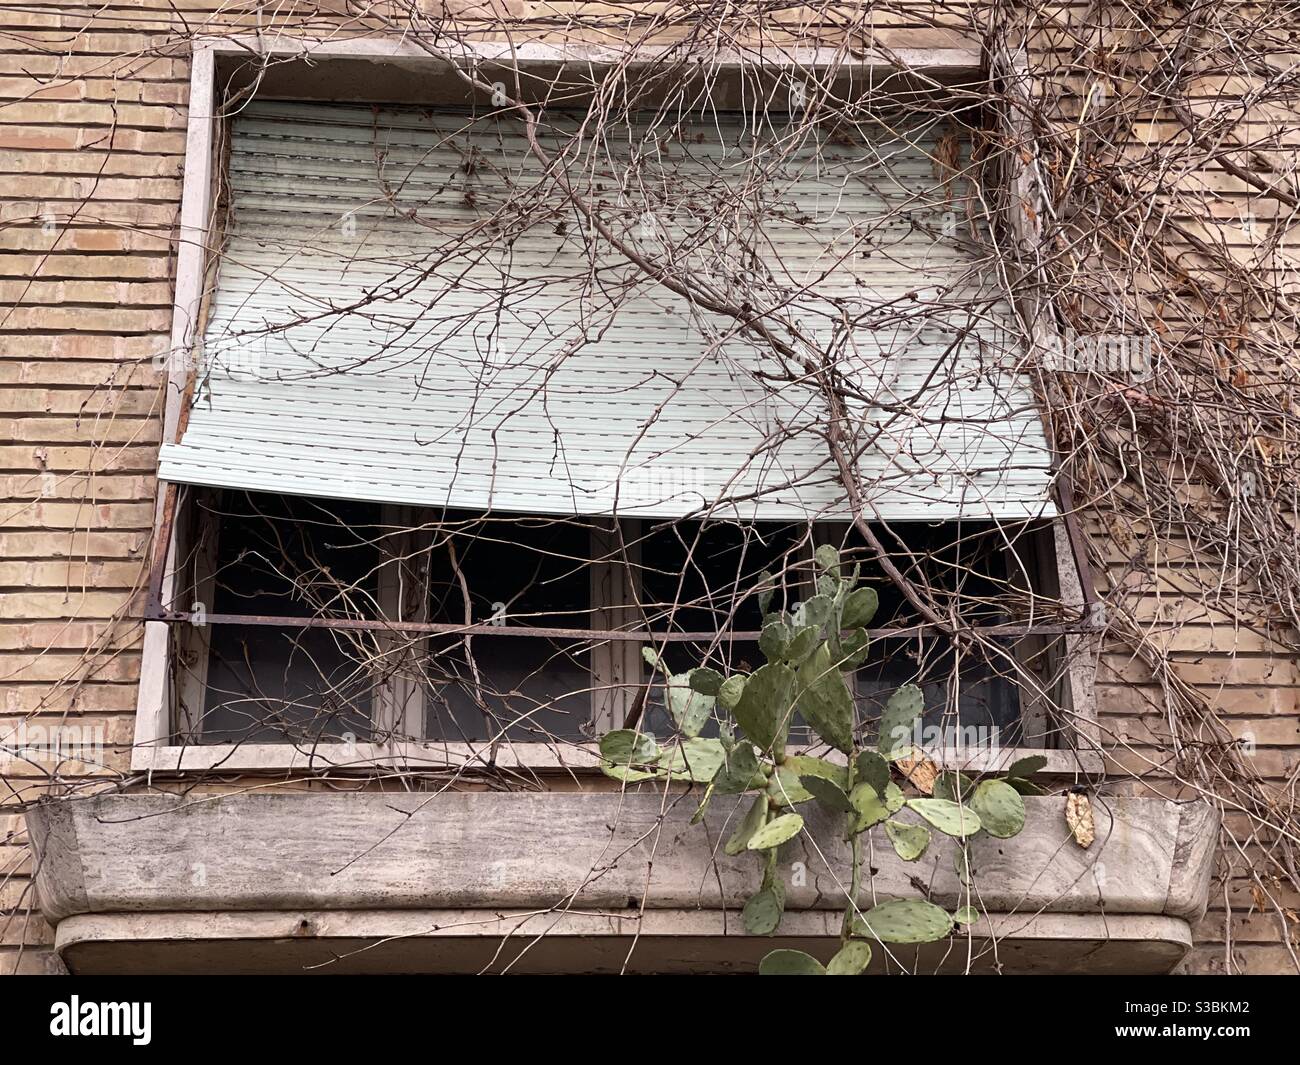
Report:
133,34,1100,775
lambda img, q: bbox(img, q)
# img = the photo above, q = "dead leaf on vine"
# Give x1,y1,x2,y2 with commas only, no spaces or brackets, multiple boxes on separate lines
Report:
1065,791,1095,848
897,751,938,796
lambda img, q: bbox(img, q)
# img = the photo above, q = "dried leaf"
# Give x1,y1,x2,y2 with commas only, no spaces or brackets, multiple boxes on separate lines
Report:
896,751,938,796
1065,791,1095,848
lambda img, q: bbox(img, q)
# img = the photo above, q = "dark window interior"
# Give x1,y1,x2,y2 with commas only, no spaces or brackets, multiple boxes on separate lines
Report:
189,492,1058,751
196,492,380,744
422,516,593,743
635,520,809,737
636,519,1055,748
830,521,1051,748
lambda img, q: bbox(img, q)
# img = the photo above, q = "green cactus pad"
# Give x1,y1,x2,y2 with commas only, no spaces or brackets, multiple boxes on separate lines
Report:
659,737,727,782
599,729,658,766
850,780,904,833
825,940,872,975
665,674,714,737
743,884,786,936
766,763,813,807
953,905,980,925
717,673,746,712
759,949,825,975
799,774,854,812
877,683,923,758
798,594,834,629
785,624,821,663
732,661,795,755
746,811,805,851
837,627,871,669
813,543,841,574
784,754,848,791
954,848,975,886
724,795,768,856
1004,754,1048,781
687,667,725,697
905,798,983,838
970,779,1025,838
758,619,791,662
713,742,763,794
795,642,855,753
932,770,976,803
853,898,955,944
599,763,662,783
841,586,879,629
884,818,932,861
854,749,891,797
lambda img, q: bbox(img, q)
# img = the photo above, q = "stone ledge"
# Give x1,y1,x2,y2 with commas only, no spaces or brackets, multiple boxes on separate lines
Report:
26,792,1218,973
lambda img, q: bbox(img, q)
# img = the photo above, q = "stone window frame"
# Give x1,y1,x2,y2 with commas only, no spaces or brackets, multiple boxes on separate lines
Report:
132,34,1102,776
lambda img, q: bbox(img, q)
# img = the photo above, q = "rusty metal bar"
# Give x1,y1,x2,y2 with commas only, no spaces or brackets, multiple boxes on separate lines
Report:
149,608,1098,640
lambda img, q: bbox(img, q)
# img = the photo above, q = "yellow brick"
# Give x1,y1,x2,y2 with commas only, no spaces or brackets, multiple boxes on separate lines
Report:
0,501,156,529
0,590,142,619
0,252,173,278
0,531,150,558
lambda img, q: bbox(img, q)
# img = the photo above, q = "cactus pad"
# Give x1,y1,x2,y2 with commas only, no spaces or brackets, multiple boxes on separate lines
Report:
746,811,805,851
884,818,932,861
905,798,983,838
854,898,955,944
970,778,1026,838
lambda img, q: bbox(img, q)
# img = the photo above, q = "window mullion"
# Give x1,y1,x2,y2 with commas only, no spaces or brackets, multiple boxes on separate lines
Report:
374,504,430,742
590,519,642,732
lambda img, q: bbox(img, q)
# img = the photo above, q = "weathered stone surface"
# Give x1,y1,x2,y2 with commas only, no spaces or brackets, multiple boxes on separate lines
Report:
27,792,1218,922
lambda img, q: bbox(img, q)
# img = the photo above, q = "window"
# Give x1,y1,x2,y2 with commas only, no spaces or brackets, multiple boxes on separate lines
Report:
174,491,1073,756
137,40,1097,773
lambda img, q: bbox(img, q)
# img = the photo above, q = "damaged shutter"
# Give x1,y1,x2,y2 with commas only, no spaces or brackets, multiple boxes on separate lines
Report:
158,101,1056,520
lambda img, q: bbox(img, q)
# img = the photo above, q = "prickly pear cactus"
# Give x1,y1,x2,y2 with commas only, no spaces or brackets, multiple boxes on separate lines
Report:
592,556,1035,974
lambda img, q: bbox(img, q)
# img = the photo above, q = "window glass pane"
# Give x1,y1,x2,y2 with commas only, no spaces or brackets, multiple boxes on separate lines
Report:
636,520,809,737
422,516,593,742
197,492,380,744
834,521,1034,750
856,636,1023,750
631,519,1049,750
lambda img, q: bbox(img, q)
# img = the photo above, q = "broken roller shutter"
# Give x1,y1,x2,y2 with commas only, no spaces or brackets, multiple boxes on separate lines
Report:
158,101,1056,520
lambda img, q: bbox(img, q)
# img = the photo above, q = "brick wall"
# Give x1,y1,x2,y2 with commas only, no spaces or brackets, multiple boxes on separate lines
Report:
0,2,189,974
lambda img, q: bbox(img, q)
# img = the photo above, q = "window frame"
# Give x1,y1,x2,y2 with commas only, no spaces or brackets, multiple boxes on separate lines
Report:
133,34,1101,776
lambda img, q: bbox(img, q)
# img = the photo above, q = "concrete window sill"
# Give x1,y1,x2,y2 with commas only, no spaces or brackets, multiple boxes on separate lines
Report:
26,792,1217,974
